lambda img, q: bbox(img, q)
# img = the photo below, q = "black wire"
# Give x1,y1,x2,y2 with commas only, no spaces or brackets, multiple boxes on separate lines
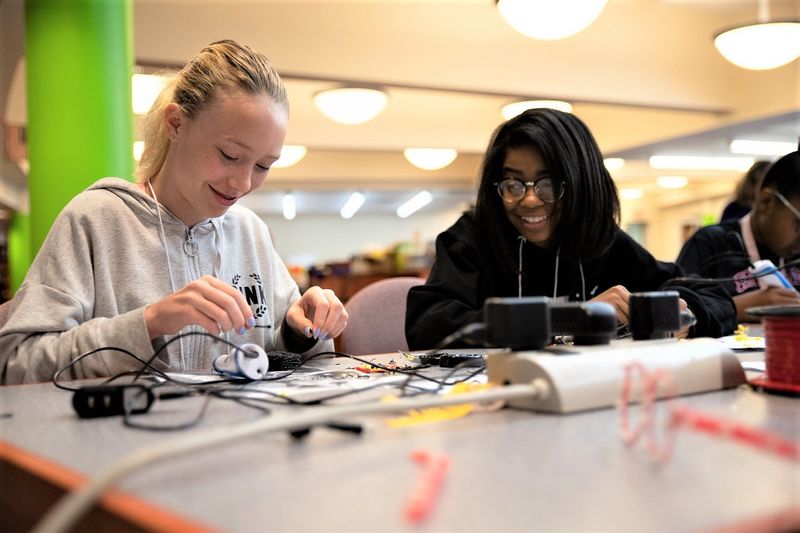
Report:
661,256,800,290
55,333,490,431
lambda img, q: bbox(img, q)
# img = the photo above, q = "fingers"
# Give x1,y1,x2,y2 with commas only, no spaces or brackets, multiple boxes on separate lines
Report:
590,285,631,325
144,276,255,338
192,276,254,333
286,286,349,341
767,287,800,305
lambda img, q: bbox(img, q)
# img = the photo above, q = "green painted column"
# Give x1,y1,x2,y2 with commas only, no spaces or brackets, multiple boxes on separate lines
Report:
25,0,133,260
8,212,30,295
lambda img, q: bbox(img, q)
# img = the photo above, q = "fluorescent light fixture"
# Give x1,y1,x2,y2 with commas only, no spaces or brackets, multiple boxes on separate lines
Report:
273,145,307,168
132,73,167,115
603,158,625,171
649,155,755,172
495,0,608,40
657,176,689,189
403,148,458,170
501,100,573,120
620,188,643,200
396,191,433,218
340,191,366,219
313,87,388,125
282,193,296,220
133,140,145,162
730,139,796,156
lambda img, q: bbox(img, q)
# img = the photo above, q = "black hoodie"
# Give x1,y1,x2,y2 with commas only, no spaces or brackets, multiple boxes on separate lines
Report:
405,212,736,350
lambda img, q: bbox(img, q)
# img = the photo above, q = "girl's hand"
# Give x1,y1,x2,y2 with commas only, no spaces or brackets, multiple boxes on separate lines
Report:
590,285,631,326
285,286,348,341
144,275,254,338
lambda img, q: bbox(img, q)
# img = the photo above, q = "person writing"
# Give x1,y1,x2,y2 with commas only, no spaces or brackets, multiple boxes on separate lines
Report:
0,40,347,384
677,149,800,322
405,108,736,350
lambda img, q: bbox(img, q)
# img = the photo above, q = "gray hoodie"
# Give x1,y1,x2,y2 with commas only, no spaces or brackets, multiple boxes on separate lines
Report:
0,178,331,384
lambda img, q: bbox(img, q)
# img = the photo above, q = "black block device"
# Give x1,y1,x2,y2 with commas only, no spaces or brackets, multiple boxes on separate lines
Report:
629,291,681,340
72,384,154,418
550,301,617,345
484,296,551,350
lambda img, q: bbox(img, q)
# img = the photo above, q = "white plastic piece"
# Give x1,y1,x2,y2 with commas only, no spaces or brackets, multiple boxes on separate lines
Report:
486,337,745,413
749,259,797,291
212,343,269,380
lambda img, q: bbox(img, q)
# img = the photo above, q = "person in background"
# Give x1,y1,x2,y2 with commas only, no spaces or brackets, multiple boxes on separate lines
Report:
720,160,771,222
405,109,736,350
0,40,347,384
677,149,800,322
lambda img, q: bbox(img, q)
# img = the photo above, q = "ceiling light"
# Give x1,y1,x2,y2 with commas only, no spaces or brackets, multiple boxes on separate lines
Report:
340,191,366,219
282,193,296,220
730,139,796,156
133,140,145,162
649,155,755,172
132,73,167,115
495,0,607,40
501,100,573,120
397,191,433,218
403,148,458,170
713,0,800,70
620,188,643,200
603,158,625,171
657,176,689,189
273,145,307,168
313,87,388,125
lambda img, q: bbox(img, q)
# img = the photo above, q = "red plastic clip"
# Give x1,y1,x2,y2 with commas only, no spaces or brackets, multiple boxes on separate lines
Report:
404,449,451,524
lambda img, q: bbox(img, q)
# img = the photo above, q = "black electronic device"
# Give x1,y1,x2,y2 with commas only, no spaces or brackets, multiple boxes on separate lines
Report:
418,352,485,367
629,291,681,340
550,301,617,345
72,384,154,418
483,296,551,350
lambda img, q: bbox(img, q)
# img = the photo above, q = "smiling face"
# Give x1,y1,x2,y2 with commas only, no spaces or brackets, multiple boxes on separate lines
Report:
500,146,562,248
150,88,288,226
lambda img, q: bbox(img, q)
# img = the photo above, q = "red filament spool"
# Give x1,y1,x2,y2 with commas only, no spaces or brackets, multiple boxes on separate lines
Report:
747,305,800,394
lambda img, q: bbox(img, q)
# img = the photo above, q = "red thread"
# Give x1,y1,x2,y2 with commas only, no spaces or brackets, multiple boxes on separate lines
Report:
763,316,800,386
404,449,450,524
619,362,800,463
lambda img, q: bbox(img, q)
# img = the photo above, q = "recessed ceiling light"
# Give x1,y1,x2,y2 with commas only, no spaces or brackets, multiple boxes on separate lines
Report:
340,192,366,219
133,140,144,162
495,0,608,40
403,148,458,170
273,145,307,168
501,100,573,120
649,155,754,171
282,193,296,220
657,176,689,189
397,191,433,218
132,73,167,115
715,21,800,70
313,87,388,125
620,188,643,200
729,139,796,156
603,158,625,171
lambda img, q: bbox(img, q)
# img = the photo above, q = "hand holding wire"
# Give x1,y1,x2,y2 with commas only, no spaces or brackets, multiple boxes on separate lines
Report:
144,275,255,338
590,284,631,326
286,286,348,341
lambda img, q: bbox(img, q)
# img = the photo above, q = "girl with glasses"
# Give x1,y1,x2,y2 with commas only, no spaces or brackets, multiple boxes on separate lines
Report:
405,108,736,350
678,149,800,322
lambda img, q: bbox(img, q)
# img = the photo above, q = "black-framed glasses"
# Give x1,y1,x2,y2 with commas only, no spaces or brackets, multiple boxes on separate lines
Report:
494,178,563,204
773,190,800,231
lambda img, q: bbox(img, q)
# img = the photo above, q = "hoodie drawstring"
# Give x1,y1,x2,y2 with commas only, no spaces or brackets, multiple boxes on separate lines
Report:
517,236,525,297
